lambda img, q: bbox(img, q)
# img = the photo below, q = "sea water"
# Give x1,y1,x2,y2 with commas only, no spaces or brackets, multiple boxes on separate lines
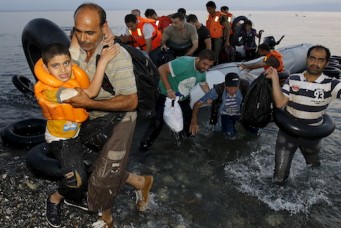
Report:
1,10,341,227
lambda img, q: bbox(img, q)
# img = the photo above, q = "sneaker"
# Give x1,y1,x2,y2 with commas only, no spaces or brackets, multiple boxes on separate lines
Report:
64,196,88,211
92,219,113,228
135,175,154,212
46,197,61,228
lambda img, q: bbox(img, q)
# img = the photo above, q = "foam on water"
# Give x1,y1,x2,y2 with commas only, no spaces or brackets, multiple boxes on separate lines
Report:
224,145,333,214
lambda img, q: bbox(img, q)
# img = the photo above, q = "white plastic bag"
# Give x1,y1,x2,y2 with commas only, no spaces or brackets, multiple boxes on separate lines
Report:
163,96,183,133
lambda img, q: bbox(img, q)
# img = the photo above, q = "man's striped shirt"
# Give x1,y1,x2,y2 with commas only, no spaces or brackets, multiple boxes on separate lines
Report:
282,72,341,125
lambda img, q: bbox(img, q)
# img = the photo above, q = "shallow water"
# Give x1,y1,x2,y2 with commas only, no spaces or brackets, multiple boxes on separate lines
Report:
1,10,341,227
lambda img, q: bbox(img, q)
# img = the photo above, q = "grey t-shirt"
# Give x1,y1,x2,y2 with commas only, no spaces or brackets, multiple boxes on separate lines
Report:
162,22,198,45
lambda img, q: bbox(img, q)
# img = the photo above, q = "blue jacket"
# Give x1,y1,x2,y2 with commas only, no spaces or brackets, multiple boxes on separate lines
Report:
209,82,243,131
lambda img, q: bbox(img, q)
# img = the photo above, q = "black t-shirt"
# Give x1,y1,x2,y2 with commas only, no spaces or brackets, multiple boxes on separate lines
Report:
194,24,211,56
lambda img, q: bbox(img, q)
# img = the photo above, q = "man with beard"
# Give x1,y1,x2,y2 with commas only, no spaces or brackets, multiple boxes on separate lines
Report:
139,49,215,152
265,45,341,185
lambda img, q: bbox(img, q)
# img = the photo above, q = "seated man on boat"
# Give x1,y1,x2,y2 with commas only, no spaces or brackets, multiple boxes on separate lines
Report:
190,72,258,138
266,45,340,185
144,8,172,33
239,42,288,84
160,12,198,57
239,43,284,73
119,13,161,65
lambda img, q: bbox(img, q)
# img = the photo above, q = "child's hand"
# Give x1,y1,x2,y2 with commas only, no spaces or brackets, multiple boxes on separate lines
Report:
100,44,120,64
102,26,115,45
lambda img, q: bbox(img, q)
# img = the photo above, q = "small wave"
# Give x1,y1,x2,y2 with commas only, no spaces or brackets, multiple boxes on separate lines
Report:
224,147,332,214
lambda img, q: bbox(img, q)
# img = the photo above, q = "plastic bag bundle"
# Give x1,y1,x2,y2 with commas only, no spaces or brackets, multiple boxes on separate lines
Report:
163,97,183,133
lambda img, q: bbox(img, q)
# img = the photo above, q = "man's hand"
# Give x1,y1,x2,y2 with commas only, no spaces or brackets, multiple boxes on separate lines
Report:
265,67,279,81
161,44,169,51
166,89,176,99
224,41,231,48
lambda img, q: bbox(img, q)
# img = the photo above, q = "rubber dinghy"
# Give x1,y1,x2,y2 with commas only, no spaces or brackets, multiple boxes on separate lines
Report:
190,43,313,107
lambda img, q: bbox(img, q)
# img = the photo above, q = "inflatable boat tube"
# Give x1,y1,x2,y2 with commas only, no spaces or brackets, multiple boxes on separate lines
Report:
232,16,248,33
1,118,46,148
330,55,341,64
232,16,248,45
274,108,335,139
327,60,340,67
323,66,341,78
26,142,96,180
12,75,34,95
22,18,70,81
26,142,63,179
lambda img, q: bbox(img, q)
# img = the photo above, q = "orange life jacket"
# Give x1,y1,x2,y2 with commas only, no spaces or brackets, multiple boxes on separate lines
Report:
129,17,162,51
263,50,284,73
34,58,89,122
206,11,225,39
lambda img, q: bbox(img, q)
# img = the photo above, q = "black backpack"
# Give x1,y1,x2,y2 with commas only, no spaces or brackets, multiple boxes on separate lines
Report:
98,44,160,119
240,73,273,128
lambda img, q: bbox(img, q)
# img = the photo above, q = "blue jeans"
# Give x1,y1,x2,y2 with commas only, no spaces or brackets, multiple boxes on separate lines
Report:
221,115,240,137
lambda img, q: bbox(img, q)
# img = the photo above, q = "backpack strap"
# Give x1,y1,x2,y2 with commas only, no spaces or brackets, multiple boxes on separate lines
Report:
96,54,115,96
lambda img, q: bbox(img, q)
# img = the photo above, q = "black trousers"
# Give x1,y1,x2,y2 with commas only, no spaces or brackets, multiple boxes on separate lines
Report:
48,138,87,202
140,94,192,148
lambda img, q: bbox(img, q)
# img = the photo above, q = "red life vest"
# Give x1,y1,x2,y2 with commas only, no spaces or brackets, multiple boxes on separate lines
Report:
129,17,162,51
156,15,172,33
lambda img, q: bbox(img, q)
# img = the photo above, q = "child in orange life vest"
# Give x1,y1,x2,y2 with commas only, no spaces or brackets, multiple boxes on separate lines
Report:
34,42,119,142
34,42,119,227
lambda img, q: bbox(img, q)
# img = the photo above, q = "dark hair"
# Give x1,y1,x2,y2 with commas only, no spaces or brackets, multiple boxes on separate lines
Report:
206,1,216,8
145,8,156,18
244,20,253,27
125,14,138,24
307,45,331,62
221,6,229,11
41,43,70,65
198,49,215,62
74,3,106,26
177,8,186,15
258,43,271,52
171,12,185,21
187,14,198,23
131,9,140,15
